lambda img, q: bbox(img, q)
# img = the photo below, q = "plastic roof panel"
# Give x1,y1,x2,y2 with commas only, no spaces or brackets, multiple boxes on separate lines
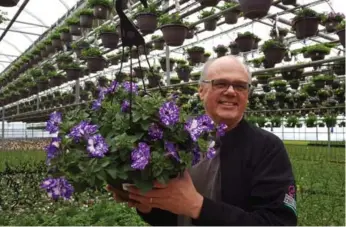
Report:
0,0,80,72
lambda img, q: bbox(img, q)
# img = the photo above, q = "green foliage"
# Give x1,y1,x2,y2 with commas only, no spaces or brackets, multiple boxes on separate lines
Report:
58,26,70,33
159,13,185,25
198,8,219,20
97,24,117,34
219,1,239,10
56,53,73,62
305,44,331,55
81,47,103,57
66,17,80,25
293,8,322,22
78,8,94,16
88,0,112,8
213,44,228,52
136,1,162,16
237,31,255,38
0,9,8,24
261,39,286,52
187,46,204,53
336,20,345,30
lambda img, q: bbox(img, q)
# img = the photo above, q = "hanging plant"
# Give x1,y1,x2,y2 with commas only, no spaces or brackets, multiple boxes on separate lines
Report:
185,23,197,39
43,39,55,54
323,114,337,128
203,52,211,62
72,40,90,58
176,64,192,82
36,76,50,91
235,32,255,52
151,35,165,50
305,44,331,61
0,0,19,7
317,89,331,101
334,88,345,103
265,93,276,107
198,9,220,31
170,76,181,84
331,80,340,89
292,8,322,40
58,26,72,42
191,72,201,81
159,57,175,71
196,0,220,7
97,24,119,49
238,0,272,19
252,35,261,50
81,47,105,73
49,71,66,87
107,54,119,65
147,70,162,88
312,74,333,88
321,12,345,33
289,79,299,90
282,0,296,5
65,62,83,81
269,27,289,41
336,20,345,48
56,54,73,70
332,60,345,75
261,39,287,65
159,13,188,46
66,17,81,36
50,32,63,50
115,72,128,83
219,1,240,24
78,8,94,28
213,44,228,57
88,0,112,19
138,43,152,55
281,68,304,81
97,76,109,87
187,46,205,63
271,80,287,92
229,42,239,55
135,1,161,35
256,74,271,84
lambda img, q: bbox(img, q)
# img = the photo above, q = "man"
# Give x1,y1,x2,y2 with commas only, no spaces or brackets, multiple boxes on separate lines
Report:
107,56,298,225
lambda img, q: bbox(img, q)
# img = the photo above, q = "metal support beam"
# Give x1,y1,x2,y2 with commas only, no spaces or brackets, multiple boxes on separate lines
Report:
14,20,49,28
0,53,18,58
0,27,41,36
1,107,4,140
0,60,12,63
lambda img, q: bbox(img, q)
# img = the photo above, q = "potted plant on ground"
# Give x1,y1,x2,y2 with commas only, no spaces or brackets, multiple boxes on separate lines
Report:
97,24,119,49
321,12,345,33
336,20,345,48
135,1,161,35
88,0,112,20
219,1,241,24
235,32,255,52
213,44,228,57
238,0,272,19
81,47,105,73
65,62,83,81
186,46,205,64
78,8,94,28
305,44,331,61
159,13,188,46
292,8,322,40
198,9,220,31
66,17,81,36
151,35,165,50
261,39,286,65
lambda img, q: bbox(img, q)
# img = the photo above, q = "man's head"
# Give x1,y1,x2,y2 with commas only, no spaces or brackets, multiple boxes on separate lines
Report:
198,56,251,128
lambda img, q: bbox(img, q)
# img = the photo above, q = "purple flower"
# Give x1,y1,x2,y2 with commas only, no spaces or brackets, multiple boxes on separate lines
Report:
45,111,62,134
148,123,163,141
185,115,215,141
131,142,151,170
192,146,201,166
45,137,61,165
164,141,180,161
87,134,109,158
121,100,130,112
92,99,102,111
197,115,214,132
206,140,217,159
159,101,180,126
217,123,228,137
40,177,74,200
69,121,98,142
123,81,139,94
107,80,119,93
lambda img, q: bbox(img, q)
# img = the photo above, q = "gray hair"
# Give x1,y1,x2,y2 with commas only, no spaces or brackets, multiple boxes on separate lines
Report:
198,56,252,84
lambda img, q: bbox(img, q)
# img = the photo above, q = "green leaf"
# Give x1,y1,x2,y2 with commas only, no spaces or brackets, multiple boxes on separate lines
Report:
105,168,117,180
96,170,107,181
101,159,111,168
133,179,153,193
140,121,150,131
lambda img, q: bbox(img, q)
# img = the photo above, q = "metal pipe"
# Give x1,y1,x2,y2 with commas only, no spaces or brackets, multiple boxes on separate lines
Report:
14,20,50,28
0,27,41,36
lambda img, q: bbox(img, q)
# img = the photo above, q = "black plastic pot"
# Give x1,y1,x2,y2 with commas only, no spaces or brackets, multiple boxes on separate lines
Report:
235,36,254,52
148,75,161,87
160,24,188,46
309,51,325,61
49,77,64,87
0,0,19,7
263,46,286,65
70,24,81,36
80,14,93,28
238,0,273,19
52,38,63,49
186,29,194,39
159,60,174,72
136,13,158,35
188,50,204,63
93,5,110,19
282,0,296,5
100,32,119,49
176,68,192,82
223,11,239,24
336,29,345,48
204,19,218,31
293,17,319,39
46,44,55,54
60,32,72,42
325,20,338,33
289,81,299,90
38,81,49,91
86,57,105,73
230,46,240,55
66,68,82,81
41,49,48,58
153,39,165,50
197,0,219,7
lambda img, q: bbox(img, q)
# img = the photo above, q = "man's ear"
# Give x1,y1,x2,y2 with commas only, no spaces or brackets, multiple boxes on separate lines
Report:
198,85,205,101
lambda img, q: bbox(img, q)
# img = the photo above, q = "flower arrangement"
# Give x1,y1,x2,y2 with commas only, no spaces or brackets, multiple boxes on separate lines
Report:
40,80,226,200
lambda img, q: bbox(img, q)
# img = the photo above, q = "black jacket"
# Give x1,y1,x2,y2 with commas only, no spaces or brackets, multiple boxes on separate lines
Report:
137,119,298,226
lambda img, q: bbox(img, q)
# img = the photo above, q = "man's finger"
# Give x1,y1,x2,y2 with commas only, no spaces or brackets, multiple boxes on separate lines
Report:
128,187,167,198
153,181,168,188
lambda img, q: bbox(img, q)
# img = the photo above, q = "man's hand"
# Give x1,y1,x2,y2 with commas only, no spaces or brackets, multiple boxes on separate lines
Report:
127,170,204,219
106,184,152,214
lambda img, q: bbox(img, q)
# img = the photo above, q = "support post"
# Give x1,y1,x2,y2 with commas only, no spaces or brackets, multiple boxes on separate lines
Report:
164,0,171,85
1,107,5,140
75,78,80,104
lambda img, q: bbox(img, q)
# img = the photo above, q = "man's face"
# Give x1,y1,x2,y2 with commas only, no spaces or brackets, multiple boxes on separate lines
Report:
198,58,249,126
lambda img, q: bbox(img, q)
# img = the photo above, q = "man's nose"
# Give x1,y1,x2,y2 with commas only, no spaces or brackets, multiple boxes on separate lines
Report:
224,85,237,95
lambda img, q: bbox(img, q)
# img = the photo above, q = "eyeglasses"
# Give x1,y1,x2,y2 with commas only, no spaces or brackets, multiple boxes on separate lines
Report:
202,79,251,92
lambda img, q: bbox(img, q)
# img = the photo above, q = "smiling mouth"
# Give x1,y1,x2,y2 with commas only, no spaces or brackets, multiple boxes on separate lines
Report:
218,101,238,106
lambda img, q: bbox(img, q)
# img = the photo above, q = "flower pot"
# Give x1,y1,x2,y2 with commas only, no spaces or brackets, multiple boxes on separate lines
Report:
46,44,55,54
60,32,72,42
80,14,93,28
188,50,204,63
100,32,120,49
70,24,81,36
289,81,299,90
109,57,119,65
86,57,105,73
52,38,63,49
153,39,165,50
293,17,319,39
41,49,48,58
325,20,338,33
223,11,239,24
50,77,64,87
186,29,194,39
235,36,254,52
313,80,325,89
159,60,174,72
204,19,218,31
336,29,345,48
38,81,49,91
160,24,188,46
282,0,296,5
66,68,82,81
0,0,19,6
93,5,109,19
216,50,227,58
148,75,161,87
98,77,109,87
230,46,240,55
252,41,259,49
136,13,158,35
197,0,219,7
176,68,192,82
332,62,345,75
309,51,325,61
238,0,272,19
263,46,286,65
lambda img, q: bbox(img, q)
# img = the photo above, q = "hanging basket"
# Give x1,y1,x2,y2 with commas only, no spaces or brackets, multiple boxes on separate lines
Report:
336,29,345,48
60,32,72,42
176,68,192,82
100,32,120,49
196,0,219,7
159,59,174,71
204,19,218,31
46,44,55,54
93,5,110,19
230,46,240,55
80,15,94,28
153,39,165,50
186,29,194,39
309,51,325,61
86,57,105,73
238,0,272,19
136,13,158,35
223,11,239,24
282,0,296,5
0,0,19,7
52,38,63,49
49,77,65,87
41,49,48,58
235,36,254,52
325,20,338,33
263,47,286,65
187,50,204,63
293,17,319,39
160,24,188,46
148,75,161,87
70,24,82,36
66,68,82,81
38,81,49,91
